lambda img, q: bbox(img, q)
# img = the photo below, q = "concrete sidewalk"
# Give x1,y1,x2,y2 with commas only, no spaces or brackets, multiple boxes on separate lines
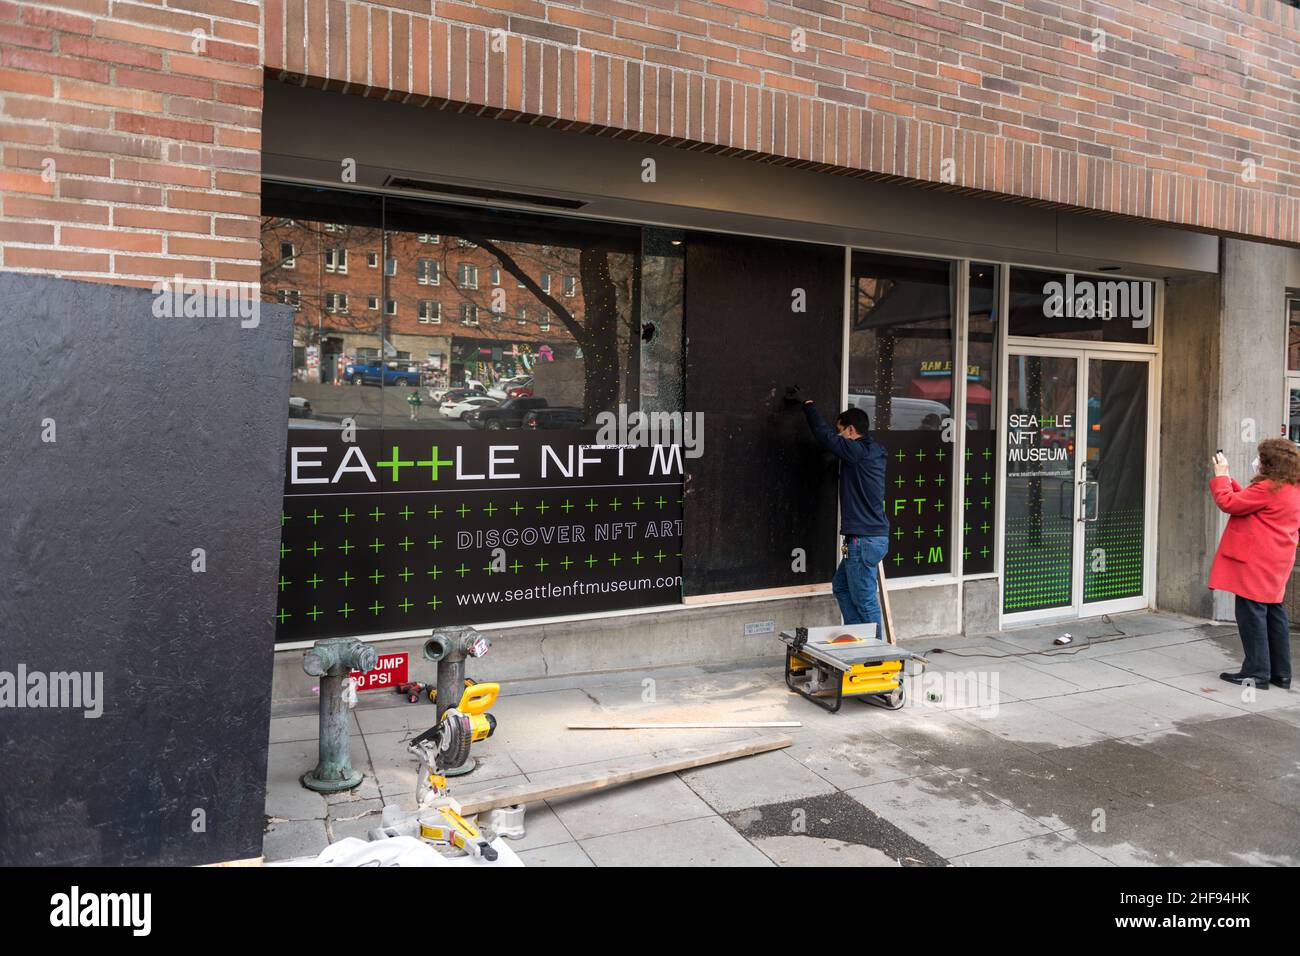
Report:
263,611,1300,866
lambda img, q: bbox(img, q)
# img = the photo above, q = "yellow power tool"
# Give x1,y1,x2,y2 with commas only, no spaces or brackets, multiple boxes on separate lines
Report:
406,682,501,860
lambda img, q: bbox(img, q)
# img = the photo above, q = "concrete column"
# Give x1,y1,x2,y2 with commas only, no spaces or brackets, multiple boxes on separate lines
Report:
1158,239,1289,620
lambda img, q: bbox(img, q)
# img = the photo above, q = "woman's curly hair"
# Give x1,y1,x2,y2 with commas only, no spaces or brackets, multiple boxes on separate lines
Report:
1250,437,1300,489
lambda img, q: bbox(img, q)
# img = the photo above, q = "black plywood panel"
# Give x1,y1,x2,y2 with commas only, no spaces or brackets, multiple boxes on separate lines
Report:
682,234,844,595
0,273,292,865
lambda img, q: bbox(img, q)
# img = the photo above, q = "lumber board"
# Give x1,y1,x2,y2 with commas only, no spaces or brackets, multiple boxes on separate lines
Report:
456,735,793,815
878,562,897,645
567,721,801,729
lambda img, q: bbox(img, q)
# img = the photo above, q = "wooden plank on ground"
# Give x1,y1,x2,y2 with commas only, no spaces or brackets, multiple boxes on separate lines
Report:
456,735,793,815
567,721,801,730
878,562,897,645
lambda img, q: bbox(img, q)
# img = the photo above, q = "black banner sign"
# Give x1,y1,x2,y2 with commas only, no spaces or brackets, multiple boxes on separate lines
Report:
882,430,953,577
275,430,685,642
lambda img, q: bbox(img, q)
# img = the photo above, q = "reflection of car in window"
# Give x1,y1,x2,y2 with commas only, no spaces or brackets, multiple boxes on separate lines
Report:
439,396,499,419
847,392,951,430
343,361,420,387
523,407,584,430
429,383,485,401
288,395,312,418
471,396,549,430
488,375,533,401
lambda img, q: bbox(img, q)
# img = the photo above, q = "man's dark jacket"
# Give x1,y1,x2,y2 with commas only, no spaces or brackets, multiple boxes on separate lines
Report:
803,402,889,537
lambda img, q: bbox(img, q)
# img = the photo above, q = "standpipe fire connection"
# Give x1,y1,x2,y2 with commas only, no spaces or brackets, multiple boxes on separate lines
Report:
424,626,491,776
301,637,378,793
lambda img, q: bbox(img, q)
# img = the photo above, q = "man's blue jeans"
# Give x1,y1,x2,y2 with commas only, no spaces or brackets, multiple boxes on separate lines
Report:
832,535,889,639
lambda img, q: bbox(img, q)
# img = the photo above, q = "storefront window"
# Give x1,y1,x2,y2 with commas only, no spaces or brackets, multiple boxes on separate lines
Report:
849,251,956,578
1287,295,1300,372
1286,295,1300,444
1008,268,1155,344
964,263,999,574
264,184,688,641
263,185,681,432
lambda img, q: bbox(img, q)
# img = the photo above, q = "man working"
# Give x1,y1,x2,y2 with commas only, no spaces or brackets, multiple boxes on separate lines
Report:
802,399,890,639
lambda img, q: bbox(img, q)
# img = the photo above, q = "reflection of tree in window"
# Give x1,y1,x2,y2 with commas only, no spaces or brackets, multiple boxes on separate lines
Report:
430,231,641,421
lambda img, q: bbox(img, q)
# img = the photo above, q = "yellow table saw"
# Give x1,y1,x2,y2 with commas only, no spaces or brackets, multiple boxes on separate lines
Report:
781,624,925,714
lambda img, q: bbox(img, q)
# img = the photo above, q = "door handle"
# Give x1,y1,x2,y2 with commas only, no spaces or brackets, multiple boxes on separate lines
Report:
1078,480,1099,522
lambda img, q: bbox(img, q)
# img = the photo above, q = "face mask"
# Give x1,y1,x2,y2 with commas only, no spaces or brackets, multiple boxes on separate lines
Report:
1252,457,1261,475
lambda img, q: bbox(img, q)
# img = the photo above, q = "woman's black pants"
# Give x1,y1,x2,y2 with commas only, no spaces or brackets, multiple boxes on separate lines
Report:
1233,596,1293,683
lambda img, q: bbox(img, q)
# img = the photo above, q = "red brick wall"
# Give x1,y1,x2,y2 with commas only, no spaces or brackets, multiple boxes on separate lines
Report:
3,0,1298,289
1,0,263,286
264,0,1300,243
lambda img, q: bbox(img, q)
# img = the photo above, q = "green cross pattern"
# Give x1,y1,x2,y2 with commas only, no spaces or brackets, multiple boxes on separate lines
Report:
376,447,413,482
275,472,692,637
416,446,455,480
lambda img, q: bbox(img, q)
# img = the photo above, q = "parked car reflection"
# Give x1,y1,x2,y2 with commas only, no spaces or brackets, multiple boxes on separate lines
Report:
440,395,499,419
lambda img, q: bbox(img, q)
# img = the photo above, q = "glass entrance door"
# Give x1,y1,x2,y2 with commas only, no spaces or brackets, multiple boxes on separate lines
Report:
1001,348,1152,621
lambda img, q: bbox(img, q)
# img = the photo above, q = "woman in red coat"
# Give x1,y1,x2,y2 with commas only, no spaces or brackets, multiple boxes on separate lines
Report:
1208,437,1300,690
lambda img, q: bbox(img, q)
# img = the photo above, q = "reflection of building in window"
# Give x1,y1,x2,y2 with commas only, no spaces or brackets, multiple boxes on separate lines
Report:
276,289,300,310
280,242,295,268
324,247,347,273
260,202,675,421
324,292,348,314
